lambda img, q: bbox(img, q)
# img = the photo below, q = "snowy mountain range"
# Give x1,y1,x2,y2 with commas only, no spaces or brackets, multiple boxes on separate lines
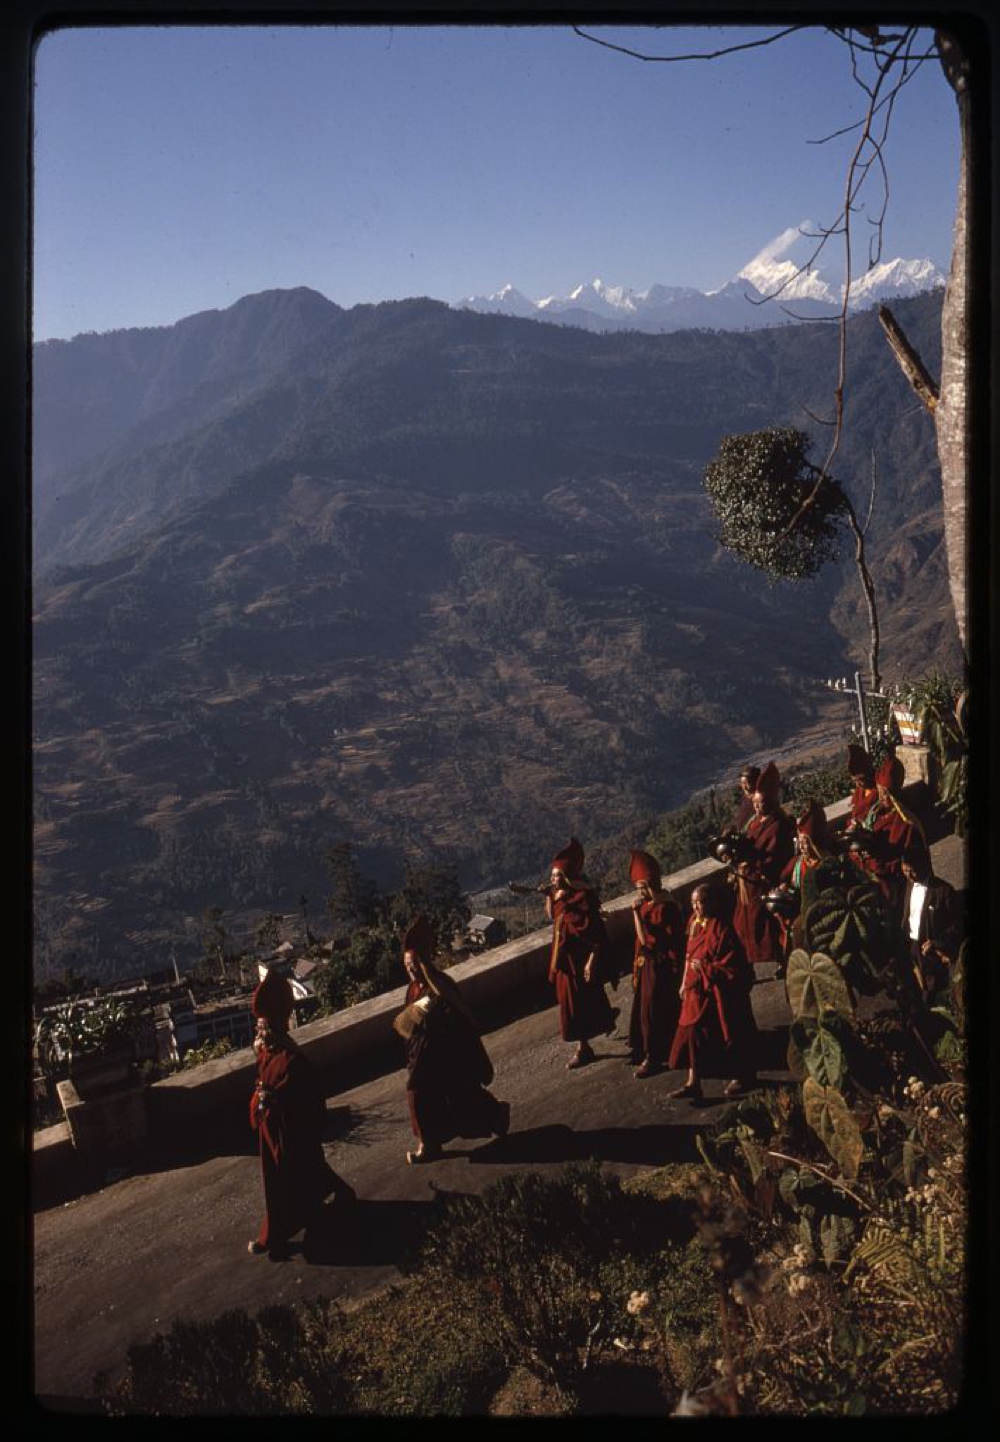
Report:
457,223,945,334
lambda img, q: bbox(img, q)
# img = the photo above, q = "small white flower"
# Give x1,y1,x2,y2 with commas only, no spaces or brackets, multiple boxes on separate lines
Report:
674,1390,712,1417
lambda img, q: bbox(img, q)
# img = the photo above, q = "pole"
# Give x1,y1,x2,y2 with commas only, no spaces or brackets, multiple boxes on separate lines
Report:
854,671,870,753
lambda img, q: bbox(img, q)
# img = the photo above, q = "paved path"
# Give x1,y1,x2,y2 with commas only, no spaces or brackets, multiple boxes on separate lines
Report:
33,969,793,1406
33,834,965,1407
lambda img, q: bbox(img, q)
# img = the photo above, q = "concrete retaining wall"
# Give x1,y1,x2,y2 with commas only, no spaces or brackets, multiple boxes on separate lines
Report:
34,789,888,1198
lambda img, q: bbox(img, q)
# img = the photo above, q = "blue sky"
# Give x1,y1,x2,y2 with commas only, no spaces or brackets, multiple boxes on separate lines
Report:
32,23,959,341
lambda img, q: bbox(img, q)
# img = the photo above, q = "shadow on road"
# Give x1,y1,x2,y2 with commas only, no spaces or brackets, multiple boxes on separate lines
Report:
465,1122,700,1167
299,1193,470,1269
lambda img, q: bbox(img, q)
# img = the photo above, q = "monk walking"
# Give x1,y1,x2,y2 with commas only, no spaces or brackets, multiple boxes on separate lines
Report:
731,760,795,969
627,849,685,1078
668,882,758,1102
546,838,617,1069
248,968,346,1257
396,915,510,1164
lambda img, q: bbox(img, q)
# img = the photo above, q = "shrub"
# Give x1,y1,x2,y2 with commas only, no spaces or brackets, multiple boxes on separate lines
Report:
416,1162,710,1398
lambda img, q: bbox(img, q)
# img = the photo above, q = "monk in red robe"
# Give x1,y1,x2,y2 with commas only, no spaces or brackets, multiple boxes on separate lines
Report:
773,799,836,967
852,755,926,915
731,761,795,968
668,882,758,1101
396,915,509,1164
546,838,617,1069
248,969,342,1256
626,849,685,1078
731,763,761,834
845,743,879,831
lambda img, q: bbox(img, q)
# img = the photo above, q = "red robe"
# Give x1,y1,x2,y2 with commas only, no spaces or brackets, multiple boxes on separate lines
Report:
250,1038,336,1250
628,895,685,1066
668,917,757,1078
857,798,923,909
732,794,756,833
849,783,879,829
732,810,795,965
403,974,507,1148
550,883,617,1042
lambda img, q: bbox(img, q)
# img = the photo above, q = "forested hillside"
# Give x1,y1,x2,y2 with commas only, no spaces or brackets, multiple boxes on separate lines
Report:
33,290,960,981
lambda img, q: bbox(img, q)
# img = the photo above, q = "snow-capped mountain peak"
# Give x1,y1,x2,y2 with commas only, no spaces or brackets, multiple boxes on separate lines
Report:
455,232,943,334
848,256,945,305
737,221,840,305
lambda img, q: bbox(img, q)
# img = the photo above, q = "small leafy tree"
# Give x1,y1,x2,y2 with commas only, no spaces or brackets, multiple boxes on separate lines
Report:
326,841,380,938
388,862,470,954
201,906,229,981
253,912,283,955
703,428,882,689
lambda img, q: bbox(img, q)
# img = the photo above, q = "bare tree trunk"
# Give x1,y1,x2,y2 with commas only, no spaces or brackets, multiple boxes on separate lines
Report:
842,496,881,692
936,30,970,661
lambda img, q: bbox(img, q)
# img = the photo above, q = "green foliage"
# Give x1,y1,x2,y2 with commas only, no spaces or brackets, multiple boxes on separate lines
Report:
389,861,470,952
314,922,401,1013
642,789,725,877
898,672,968,836
417,1163,708,1392
326,841,379,937
703,428,849,581
786,950,854,1022
180,1036,235,1070
804,1016,848,1091
35,995,141,1063
799,855,861,910
803,882,890,995
782,762,851,815
802,1078,864,1180
98,1301,356,1416
254,912,283,953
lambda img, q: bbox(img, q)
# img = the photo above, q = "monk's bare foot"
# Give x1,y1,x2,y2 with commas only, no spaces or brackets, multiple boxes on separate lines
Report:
567,1044,595,1070
668,1082,703,1101
248,1240,267,1255
407,1145,442,1165
635,1061,662,1079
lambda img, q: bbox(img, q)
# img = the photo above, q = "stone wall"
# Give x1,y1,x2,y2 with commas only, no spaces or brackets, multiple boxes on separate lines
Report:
36,794,864,1197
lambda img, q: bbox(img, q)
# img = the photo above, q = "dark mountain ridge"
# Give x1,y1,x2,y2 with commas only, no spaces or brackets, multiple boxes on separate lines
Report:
32,289,960,982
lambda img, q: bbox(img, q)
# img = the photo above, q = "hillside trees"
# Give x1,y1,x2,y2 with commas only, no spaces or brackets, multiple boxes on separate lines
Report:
702,427,883,689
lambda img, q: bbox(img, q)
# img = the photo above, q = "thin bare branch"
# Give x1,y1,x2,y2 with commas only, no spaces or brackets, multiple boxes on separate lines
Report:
825,27,939,61
765,1150,872,1210
775,305,840,323
779,28,914,540
863,447,878,536
571,24,807,64
808,49,932,145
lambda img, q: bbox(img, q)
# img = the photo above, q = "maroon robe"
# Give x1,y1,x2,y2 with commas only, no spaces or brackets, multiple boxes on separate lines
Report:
250,1038,336,1250
403,974,507,1148
628,895,685,1066
849,783,879,829
550,883,617,1042
857,799,922,911
732,810,795,965
668,917,757,1079
732,794,756,833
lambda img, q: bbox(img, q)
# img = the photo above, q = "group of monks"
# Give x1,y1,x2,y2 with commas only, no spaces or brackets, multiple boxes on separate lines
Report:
544,746,934,1094
245,742,949,1255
